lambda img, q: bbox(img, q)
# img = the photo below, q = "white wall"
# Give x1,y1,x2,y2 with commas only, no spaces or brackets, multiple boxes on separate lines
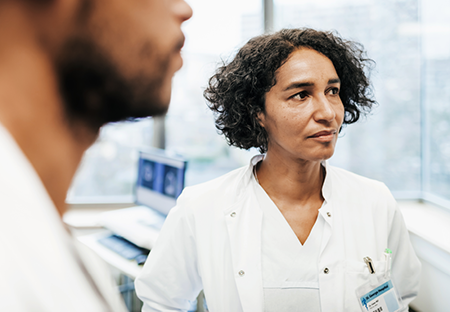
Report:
409,232,450,312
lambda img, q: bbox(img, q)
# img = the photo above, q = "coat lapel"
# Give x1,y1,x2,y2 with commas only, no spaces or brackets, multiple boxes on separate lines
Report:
319,161,333,257
224,161,264,312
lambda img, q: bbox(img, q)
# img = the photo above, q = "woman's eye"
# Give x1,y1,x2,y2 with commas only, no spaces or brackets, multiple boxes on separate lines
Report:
329,87,340,95
293,91,308,99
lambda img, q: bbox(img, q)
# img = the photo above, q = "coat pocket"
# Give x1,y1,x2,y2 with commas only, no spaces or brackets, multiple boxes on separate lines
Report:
344,260,387,312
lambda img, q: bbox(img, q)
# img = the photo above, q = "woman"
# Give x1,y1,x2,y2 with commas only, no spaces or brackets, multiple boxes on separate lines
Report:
135,28,421,312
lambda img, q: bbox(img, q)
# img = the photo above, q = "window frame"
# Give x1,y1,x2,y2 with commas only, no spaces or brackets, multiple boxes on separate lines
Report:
67,0,450,213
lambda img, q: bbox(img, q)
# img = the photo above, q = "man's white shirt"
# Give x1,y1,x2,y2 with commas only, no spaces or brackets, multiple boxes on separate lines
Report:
0,124,127,312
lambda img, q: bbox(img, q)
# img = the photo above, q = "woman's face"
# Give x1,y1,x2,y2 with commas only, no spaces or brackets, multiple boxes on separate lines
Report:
258,48,345,163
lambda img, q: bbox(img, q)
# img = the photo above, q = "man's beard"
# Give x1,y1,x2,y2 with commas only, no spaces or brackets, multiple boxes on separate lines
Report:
56,37,171,131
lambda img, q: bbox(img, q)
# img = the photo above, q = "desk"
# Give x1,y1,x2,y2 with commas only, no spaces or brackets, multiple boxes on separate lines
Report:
78,229,143,280
77,229,143,311
76,226,205,312
65,205,145,311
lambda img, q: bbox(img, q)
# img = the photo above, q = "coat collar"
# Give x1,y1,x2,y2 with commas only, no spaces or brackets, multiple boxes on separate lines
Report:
319,160,333,226
222,155,263,216
224,155,334,216
223,155,335,228
223,155,335,312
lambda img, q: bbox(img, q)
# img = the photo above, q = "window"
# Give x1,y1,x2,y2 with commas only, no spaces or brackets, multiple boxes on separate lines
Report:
165,0,263,186
68,0,450,209
67,119,153,202
422,0,450,203
274,0,422,195
68,0,264,201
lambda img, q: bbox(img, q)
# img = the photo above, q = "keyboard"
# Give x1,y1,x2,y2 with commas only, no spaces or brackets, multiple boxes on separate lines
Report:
99,206,164,250
98,234,150,265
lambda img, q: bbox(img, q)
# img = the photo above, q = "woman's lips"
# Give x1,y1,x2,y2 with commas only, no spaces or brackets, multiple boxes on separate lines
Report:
308,130,336,142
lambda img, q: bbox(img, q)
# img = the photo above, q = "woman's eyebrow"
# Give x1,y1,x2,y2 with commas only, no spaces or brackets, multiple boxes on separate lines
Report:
283,81,314,92
328,78,341,84
283,78,341,92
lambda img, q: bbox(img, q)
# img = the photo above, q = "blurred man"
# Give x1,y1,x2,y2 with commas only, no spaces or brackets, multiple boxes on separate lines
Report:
0,0,192,311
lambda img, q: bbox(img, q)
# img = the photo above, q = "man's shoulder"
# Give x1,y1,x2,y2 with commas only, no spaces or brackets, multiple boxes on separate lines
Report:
0,193,127,312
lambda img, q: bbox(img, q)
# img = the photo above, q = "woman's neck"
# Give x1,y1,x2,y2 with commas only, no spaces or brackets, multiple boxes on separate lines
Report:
255,151,325,205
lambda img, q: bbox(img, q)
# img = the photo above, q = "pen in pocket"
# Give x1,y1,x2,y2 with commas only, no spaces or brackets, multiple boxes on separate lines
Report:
384,248,392,279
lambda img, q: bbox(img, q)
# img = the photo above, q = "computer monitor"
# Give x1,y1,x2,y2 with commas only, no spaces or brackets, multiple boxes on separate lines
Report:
135,148,187,216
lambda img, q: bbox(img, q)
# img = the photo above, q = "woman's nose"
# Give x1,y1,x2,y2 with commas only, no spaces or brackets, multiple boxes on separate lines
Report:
314,95,336,123
173,0,193,22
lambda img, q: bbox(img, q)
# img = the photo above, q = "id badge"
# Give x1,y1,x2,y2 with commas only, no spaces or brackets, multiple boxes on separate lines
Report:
355,253,406,312
355,276,405,312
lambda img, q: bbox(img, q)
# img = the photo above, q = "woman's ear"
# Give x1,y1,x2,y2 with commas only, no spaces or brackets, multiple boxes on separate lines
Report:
256,111,265,128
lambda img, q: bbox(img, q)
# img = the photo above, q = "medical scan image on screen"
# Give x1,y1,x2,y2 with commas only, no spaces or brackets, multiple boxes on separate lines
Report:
162,165,179,197
141,160,156,191
138,157,185,200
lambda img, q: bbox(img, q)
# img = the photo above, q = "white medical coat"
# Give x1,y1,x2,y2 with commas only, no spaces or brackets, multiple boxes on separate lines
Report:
135,155,421,312
0,124,127,312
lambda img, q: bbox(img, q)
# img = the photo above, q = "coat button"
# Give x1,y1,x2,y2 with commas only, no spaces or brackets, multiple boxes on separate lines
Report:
324,268,329,274
230,212,236,217
238,270,245,276
326,212,331,217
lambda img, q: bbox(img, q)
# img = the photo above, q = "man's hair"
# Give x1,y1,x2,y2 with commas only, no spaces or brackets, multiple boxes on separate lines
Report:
204,28,375,153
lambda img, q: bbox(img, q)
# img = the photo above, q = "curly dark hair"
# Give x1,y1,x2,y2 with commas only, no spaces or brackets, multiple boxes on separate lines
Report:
204,28,375,153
